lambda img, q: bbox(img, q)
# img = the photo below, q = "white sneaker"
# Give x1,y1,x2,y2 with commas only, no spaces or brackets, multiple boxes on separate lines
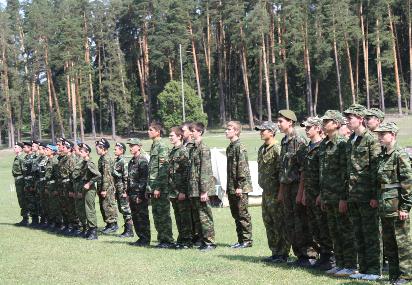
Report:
335,268,359,277
326,267,341,274
349,273,366,279
361,274,382,281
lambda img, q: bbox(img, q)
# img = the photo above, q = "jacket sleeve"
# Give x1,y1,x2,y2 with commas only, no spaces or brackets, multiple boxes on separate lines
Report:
199,145,214,194
236,144,251,193
369,135,381,200
398,150,412,212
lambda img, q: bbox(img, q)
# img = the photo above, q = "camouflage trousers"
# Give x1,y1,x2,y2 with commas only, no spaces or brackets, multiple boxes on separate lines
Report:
191,197,215,245
130,196,150,243
48,188,62,224
381,216,412,280
305,194,333,257
99,188,118,224
24,186,38,218
324,202,357,268
115,189,132,223
262,192,290,257
73,182,86,227
151,194,174,243
84,188,97,229
282,183,317,259
348,201,381,274
59,184,78,226
171,198,193,244
15,179,28,218
228,193,252,243
191,204,202,243
37,182,48,220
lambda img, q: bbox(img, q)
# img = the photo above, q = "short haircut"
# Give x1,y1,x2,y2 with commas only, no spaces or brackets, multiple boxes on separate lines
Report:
227,121,242,135
190,122,205,135
170,126,183,140
181,121,193,129
150,121,164,136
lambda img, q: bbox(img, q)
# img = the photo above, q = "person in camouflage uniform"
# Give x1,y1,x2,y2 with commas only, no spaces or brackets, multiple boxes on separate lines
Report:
365,108,384,132
127,138,150,246
225,121,253,248
34,142,50,227
188,122,216,251
168,126,192,249
113,142,134,238
148,122,174,248
298,117,334,269
344,104,382,281
79,143,101,240
57,138,78,235
13,142,28,226
374,122,412,285
72,143,87,236
44,144,60,231
256,121,290,262
21,141,38,226
182,122,202,246
319,110,357,276
96,138,119,234
29,140,42,226
277,110,317,266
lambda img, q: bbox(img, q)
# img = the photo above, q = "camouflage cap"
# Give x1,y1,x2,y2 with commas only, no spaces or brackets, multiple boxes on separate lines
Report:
95,138,110,149
300,116,322,127
255,121,278,133
365,108,385,120
373,122,399,134
78,143,92,153
278,109,297,122
321,110,345,124
127,138,143,146
115,142,126,150
343,104,366,117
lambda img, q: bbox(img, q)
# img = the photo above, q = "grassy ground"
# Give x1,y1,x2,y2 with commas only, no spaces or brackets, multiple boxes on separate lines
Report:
2,116,411,285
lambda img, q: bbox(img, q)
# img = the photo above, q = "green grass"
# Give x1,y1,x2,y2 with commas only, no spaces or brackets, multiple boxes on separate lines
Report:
2,115,412,284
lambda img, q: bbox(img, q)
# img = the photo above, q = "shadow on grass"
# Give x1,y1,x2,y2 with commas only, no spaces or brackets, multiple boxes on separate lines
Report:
0,222,17,226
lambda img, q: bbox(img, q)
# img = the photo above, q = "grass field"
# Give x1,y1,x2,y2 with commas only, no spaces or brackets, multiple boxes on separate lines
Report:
1,116,411,285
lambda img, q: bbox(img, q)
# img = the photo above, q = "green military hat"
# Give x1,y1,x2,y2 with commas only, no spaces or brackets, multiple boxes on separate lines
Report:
23,141,33,147
343,104,367,117
78,143,92,153
15,142,24,148
115,142,126,150
127,138,143,146
278,109,297,122
365,108,385,120
300,116,322,127
373,122,399,134
95,138,110,149
321,110,345,124
32,139,41,145
255,121,278,133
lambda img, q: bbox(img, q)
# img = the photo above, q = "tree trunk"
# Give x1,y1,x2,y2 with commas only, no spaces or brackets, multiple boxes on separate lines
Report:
355,39,360,100
76,75,85,142
270,7,279,113
279,16,289,110
70,63,77,142
344,34,356,104
84,12,96,139
110,101,116,139
262,32,272,120
189,23,203,112
98,45,103,135
30,77,37,139
409,0,412,112
376,19,385,112
46,61,55,143
303,22,313,116
388,3,403,115
360,3,370,108
65,61,73,137
168,58,173,81
217,16,226,126
258,50,263,121
333,25,343,112
239,26,254,130
36,82,42,140
1,43,15,147
314,79,319,116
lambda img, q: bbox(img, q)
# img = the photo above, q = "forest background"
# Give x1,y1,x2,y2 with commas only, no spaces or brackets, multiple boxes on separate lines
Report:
0,0,411,147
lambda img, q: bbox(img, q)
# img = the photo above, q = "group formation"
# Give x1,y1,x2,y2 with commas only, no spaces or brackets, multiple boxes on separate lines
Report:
255,104,411,285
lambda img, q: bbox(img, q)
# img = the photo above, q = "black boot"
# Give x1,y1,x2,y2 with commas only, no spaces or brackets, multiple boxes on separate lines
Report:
15,216,29,227
119,222,134,238
102,222,119,234
30,216,40,228
87,228,98,240
80,226,88,238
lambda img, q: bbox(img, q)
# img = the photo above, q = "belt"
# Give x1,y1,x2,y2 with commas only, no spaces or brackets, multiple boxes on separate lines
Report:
15,175,23,180
47,180,55,185
381,183,401,189
39,177,46,182
62,178,70,183
24,176,33,180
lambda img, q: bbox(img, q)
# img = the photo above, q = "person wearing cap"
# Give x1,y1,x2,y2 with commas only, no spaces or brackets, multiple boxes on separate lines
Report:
168,126,192,249
338,117,352,139
21,141,38,226
365,108,385,132
188,122,216,251
127,138,151,246
298,117,333,269
277,110,315,266
256,121,289,262
225,121,253,249
147,122,175,248
319,110,357,276
34,142,50,227
44,144,60,231
13,142,29,226
96,138,119,234
374,122,412,285
79,143,101,240
343,104,382,280
112,142,134,238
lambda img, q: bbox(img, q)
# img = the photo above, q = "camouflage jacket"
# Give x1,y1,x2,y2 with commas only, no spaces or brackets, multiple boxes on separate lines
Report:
148,138,169,193
279,129,307,184
226,139,252,194
45,156,59,192
57,153,76,191
112,155,128,193
12,153,25,182
257,141,280,195
299,139,322,198
168,144,190,198
184,139,196,160
319,134,348,203
377,144,412,217
127,155,148,199
188,141,215,197
72,155,84,191
346,129,381,202
22,153,36,188
98,154,115,193
35,155,49,189
81,159,101,190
